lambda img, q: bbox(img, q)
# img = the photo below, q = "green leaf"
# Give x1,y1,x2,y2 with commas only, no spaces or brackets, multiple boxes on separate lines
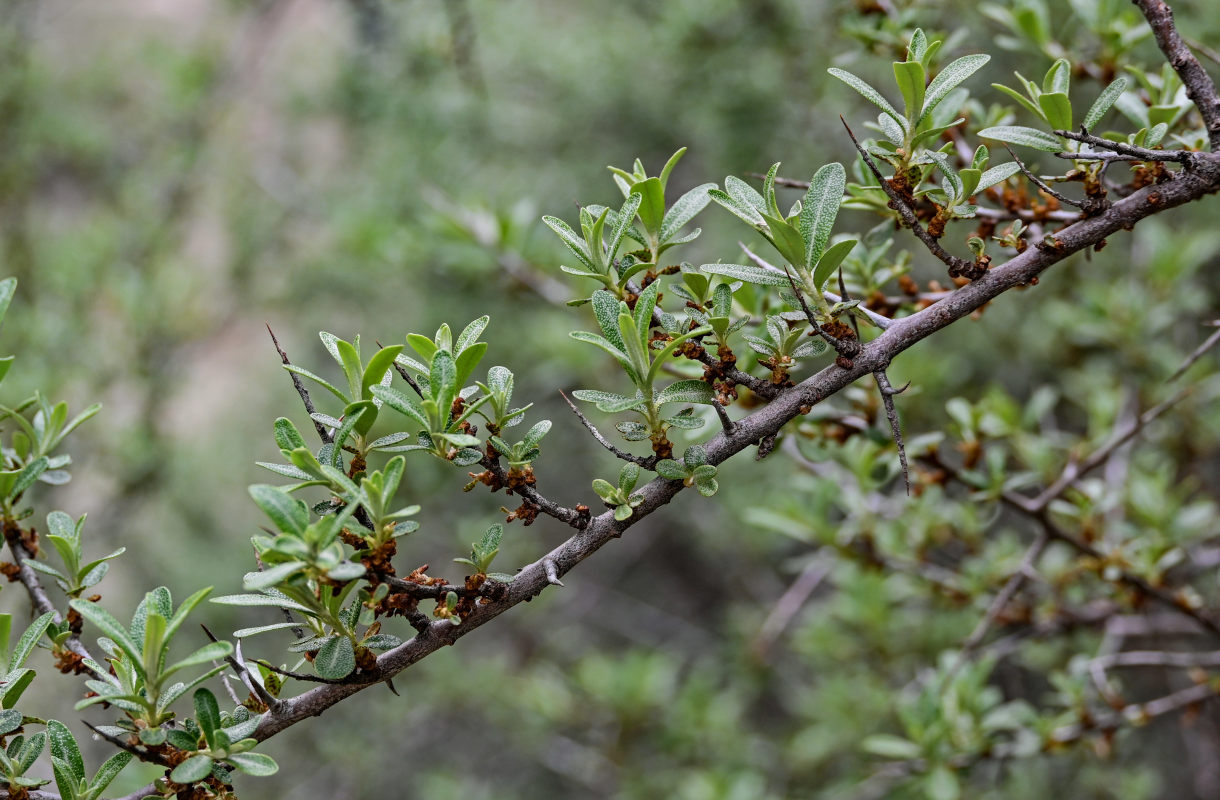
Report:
542,215,595,271
660,183,716,243
88,751,133,796
654,459,687,480
893,60,926,121
227,751,279,777
163,641,233,680
1038,92,1073,131
1083,76,1128,130
607,193,643,261
282,365,348,402
1043,58,1071,95
47,721,85,784
248,485,308,537
360,345,404,402
975,162,1022,193
272,418,307,452
862,733,922,759
813,238,859,291
978,126,1063,151
315,636,356,679
630,177,666,236
920,54,990,124
210,594,316,615
658,147,685,191
655,380,715,406
369,385,429,430
0,278,16,329
828,68,905,129
171,755,214,785
194,687,221,742
707,188,765,228
800,162,846,268
72,602,142,668
9,612,54,671
699,263,789,286
11,456,48,498
0,710,22,737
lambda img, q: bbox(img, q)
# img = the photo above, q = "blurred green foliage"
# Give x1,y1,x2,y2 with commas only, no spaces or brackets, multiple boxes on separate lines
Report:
2,0,1220,797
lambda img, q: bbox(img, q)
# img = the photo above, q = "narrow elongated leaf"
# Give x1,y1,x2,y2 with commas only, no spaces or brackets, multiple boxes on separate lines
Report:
68,601,141,666
227,752,279,776
976,161,1022,193
799,162,846,268
1038,92,1073,130
0,278,15,329
210,594,316,615
708,188,765,227
282,365,347,402
660,183,716,243
10,612,54,671
248,485,308,537
828,68,905,129
812,238,859,291
1083,76,1129,130
89,751,133,796
919,54,990,124
369,385,429,429
542,216,595,270
47,721,84,785
700,263,789,286
893,60,926,121
243,561,306,591
977,125,1063,151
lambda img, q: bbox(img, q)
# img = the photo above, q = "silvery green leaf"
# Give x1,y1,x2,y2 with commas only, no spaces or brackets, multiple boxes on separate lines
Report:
708,188,765,228
542,215,594,271
660,183,716,243
700,263,789,286
655,380,715,406
976,161,1021,193
978,126,1062,152
1083,76,1128,130
919,54,990,124
799,162,846,268
828,68,905,130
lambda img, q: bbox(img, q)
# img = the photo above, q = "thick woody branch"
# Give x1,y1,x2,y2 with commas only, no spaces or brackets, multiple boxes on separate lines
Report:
250,146,1220,744
1132,0,1220,148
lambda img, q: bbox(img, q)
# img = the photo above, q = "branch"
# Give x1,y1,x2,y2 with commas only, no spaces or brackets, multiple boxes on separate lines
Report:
1167,320,1220,382
559,391,657,468
267,324,333,444
1132,0,1220,148
840,117,981,279
1005,144,1106,214
3,530,100,677
250,137,1220,749
1055,129,1199,165
873,369,910,494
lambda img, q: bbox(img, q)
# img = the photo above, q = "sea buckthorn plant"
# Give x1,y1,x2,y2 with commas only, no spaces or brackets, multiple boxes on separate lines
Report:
2,0,1220,798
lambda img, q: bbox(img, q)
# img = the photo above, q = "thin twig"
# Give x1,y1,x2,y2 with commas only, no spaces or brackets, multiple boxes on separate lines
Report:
873,369,910,494
740,244,893,330
840,117,980,279
1167,321,1220,383
1005,143,1104,213
1055,129,1199,165
267,324,333,443
559,390,657,468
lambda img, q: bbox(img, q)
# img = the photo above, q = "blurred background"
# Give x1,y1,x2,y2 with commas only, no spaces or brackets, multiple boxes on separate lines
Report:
3,0,1220,797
